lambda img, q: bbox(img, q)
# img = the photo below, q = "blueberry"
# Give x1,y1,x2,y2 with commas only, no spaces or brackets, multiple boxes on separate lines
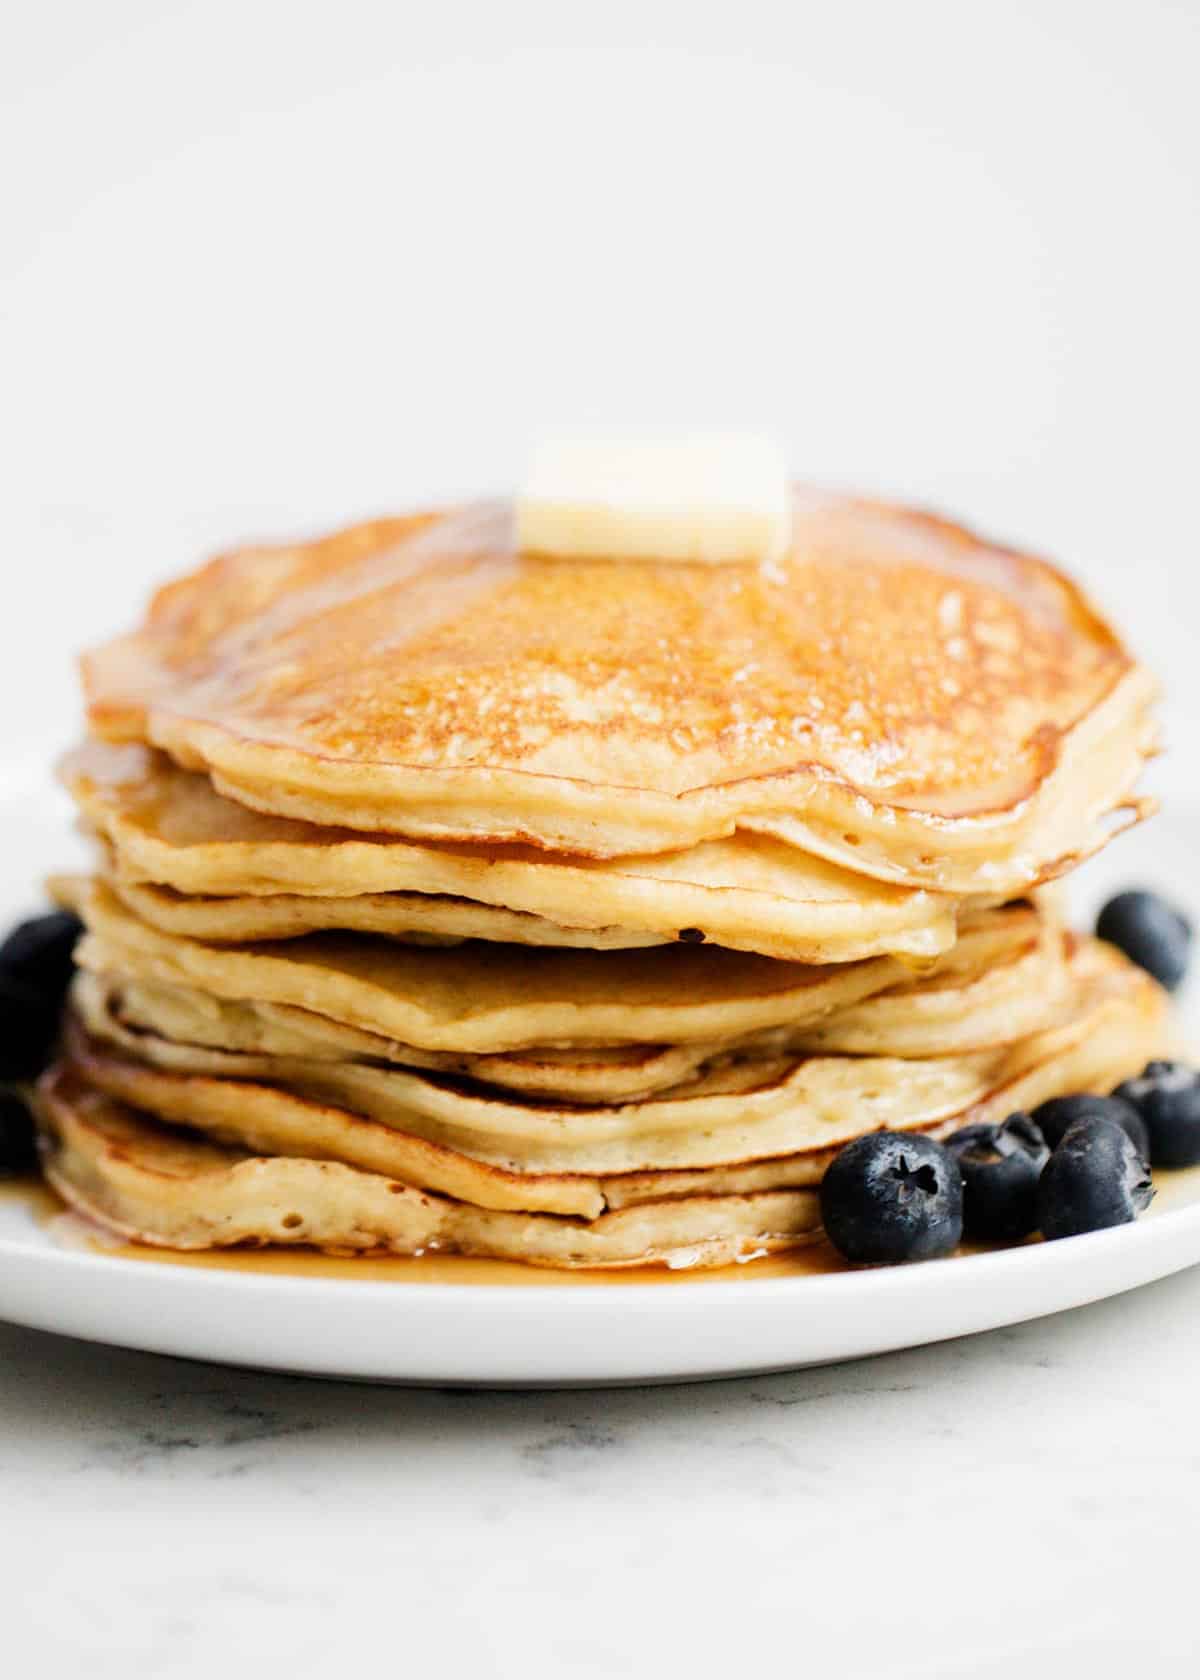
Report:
0,1092,37,1175
0,909,83,1004
0,973,61,1081
945,1113,1049,1242
1114,1061,1200,1168
820,1131,963,1264
1037,1117,1154,1240
1096,890,1192,992
1030,1093,1150,1161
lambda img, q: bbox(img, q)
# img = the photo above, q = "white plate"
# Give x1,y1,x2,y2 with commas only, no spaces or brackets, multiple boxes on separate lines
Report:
1,767,1198,1387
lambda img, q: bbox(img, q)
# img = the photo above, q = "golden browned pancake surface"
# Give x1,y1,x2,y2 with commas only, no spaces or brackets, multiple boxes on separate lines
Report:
82,492,1154,875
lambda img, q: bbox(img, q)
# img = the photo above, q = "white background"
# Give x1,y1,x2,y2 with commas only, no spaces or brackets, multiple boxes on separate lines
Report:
2,6,1199,1678
2,0,1198,777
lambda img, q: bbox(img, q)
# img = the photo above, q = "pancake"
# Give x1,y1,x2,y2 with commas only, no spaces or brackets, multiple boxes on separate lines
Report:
37,1070,824,1269
63,1007,996,1177
60,939,1165,1177
62,1005,925,1199
787,916,1073,1059
80,493,1156,891
61,1014,605,1218
97,873,661,950
64,876,958,1055
604,951,1169,1204
73,906,1067,1102
40,937,1165,1266
61,742,967,965
75,973,731,1104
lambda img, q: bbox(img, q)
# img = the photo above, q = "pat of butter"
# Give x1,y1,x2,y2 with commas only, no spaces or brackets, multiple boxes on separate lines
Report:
516,438,792,565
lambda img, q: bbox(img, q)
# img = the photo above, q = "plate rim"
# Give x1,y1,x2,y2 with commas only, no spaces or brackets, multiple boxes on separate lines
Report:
4,1191,1200,1385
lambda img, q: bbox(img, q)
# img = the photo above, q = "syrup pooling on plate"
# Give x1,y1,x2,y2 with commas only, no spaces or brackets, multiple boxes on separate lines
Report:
0,1172,843,1285
10,1166,1200,1287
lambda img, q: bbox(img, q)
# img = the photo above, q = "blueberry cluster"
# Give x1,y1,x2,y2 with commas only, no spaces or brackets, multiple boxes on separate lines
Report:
820,1064,1200,1265
0,909,83,1172
820,888,1198,1265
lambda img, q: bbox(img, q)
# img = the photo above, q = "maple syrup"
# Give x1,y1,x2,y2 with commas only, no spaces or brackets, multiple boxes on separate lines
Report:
0,1172,847,1285
5,1163,1200,1286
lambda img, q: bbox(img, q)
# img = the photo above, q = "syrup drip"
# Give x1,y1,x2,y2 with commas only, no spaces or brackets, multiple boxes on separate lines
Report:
0,1174,845,1286
5,1162,1199,1287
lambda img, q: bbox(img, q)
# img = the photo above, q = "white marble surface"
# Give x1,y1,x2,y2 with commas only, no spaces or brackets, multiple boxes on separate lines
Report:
3,1275,1199,1679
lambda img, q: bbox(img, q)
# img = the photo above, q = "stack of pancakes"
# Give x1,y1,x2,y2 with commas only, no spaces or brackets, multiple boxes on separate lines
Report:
38,492,1168,1267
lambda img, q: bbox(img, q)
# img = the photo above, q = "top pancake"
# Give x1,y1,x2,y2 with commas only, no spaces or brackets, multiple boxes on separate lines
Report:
82,491,1156,880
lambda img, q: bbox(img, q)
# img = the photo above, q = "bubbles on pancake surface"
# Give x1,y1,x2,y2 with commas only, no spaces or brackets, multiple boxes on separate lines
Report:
819,1132,962,1264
